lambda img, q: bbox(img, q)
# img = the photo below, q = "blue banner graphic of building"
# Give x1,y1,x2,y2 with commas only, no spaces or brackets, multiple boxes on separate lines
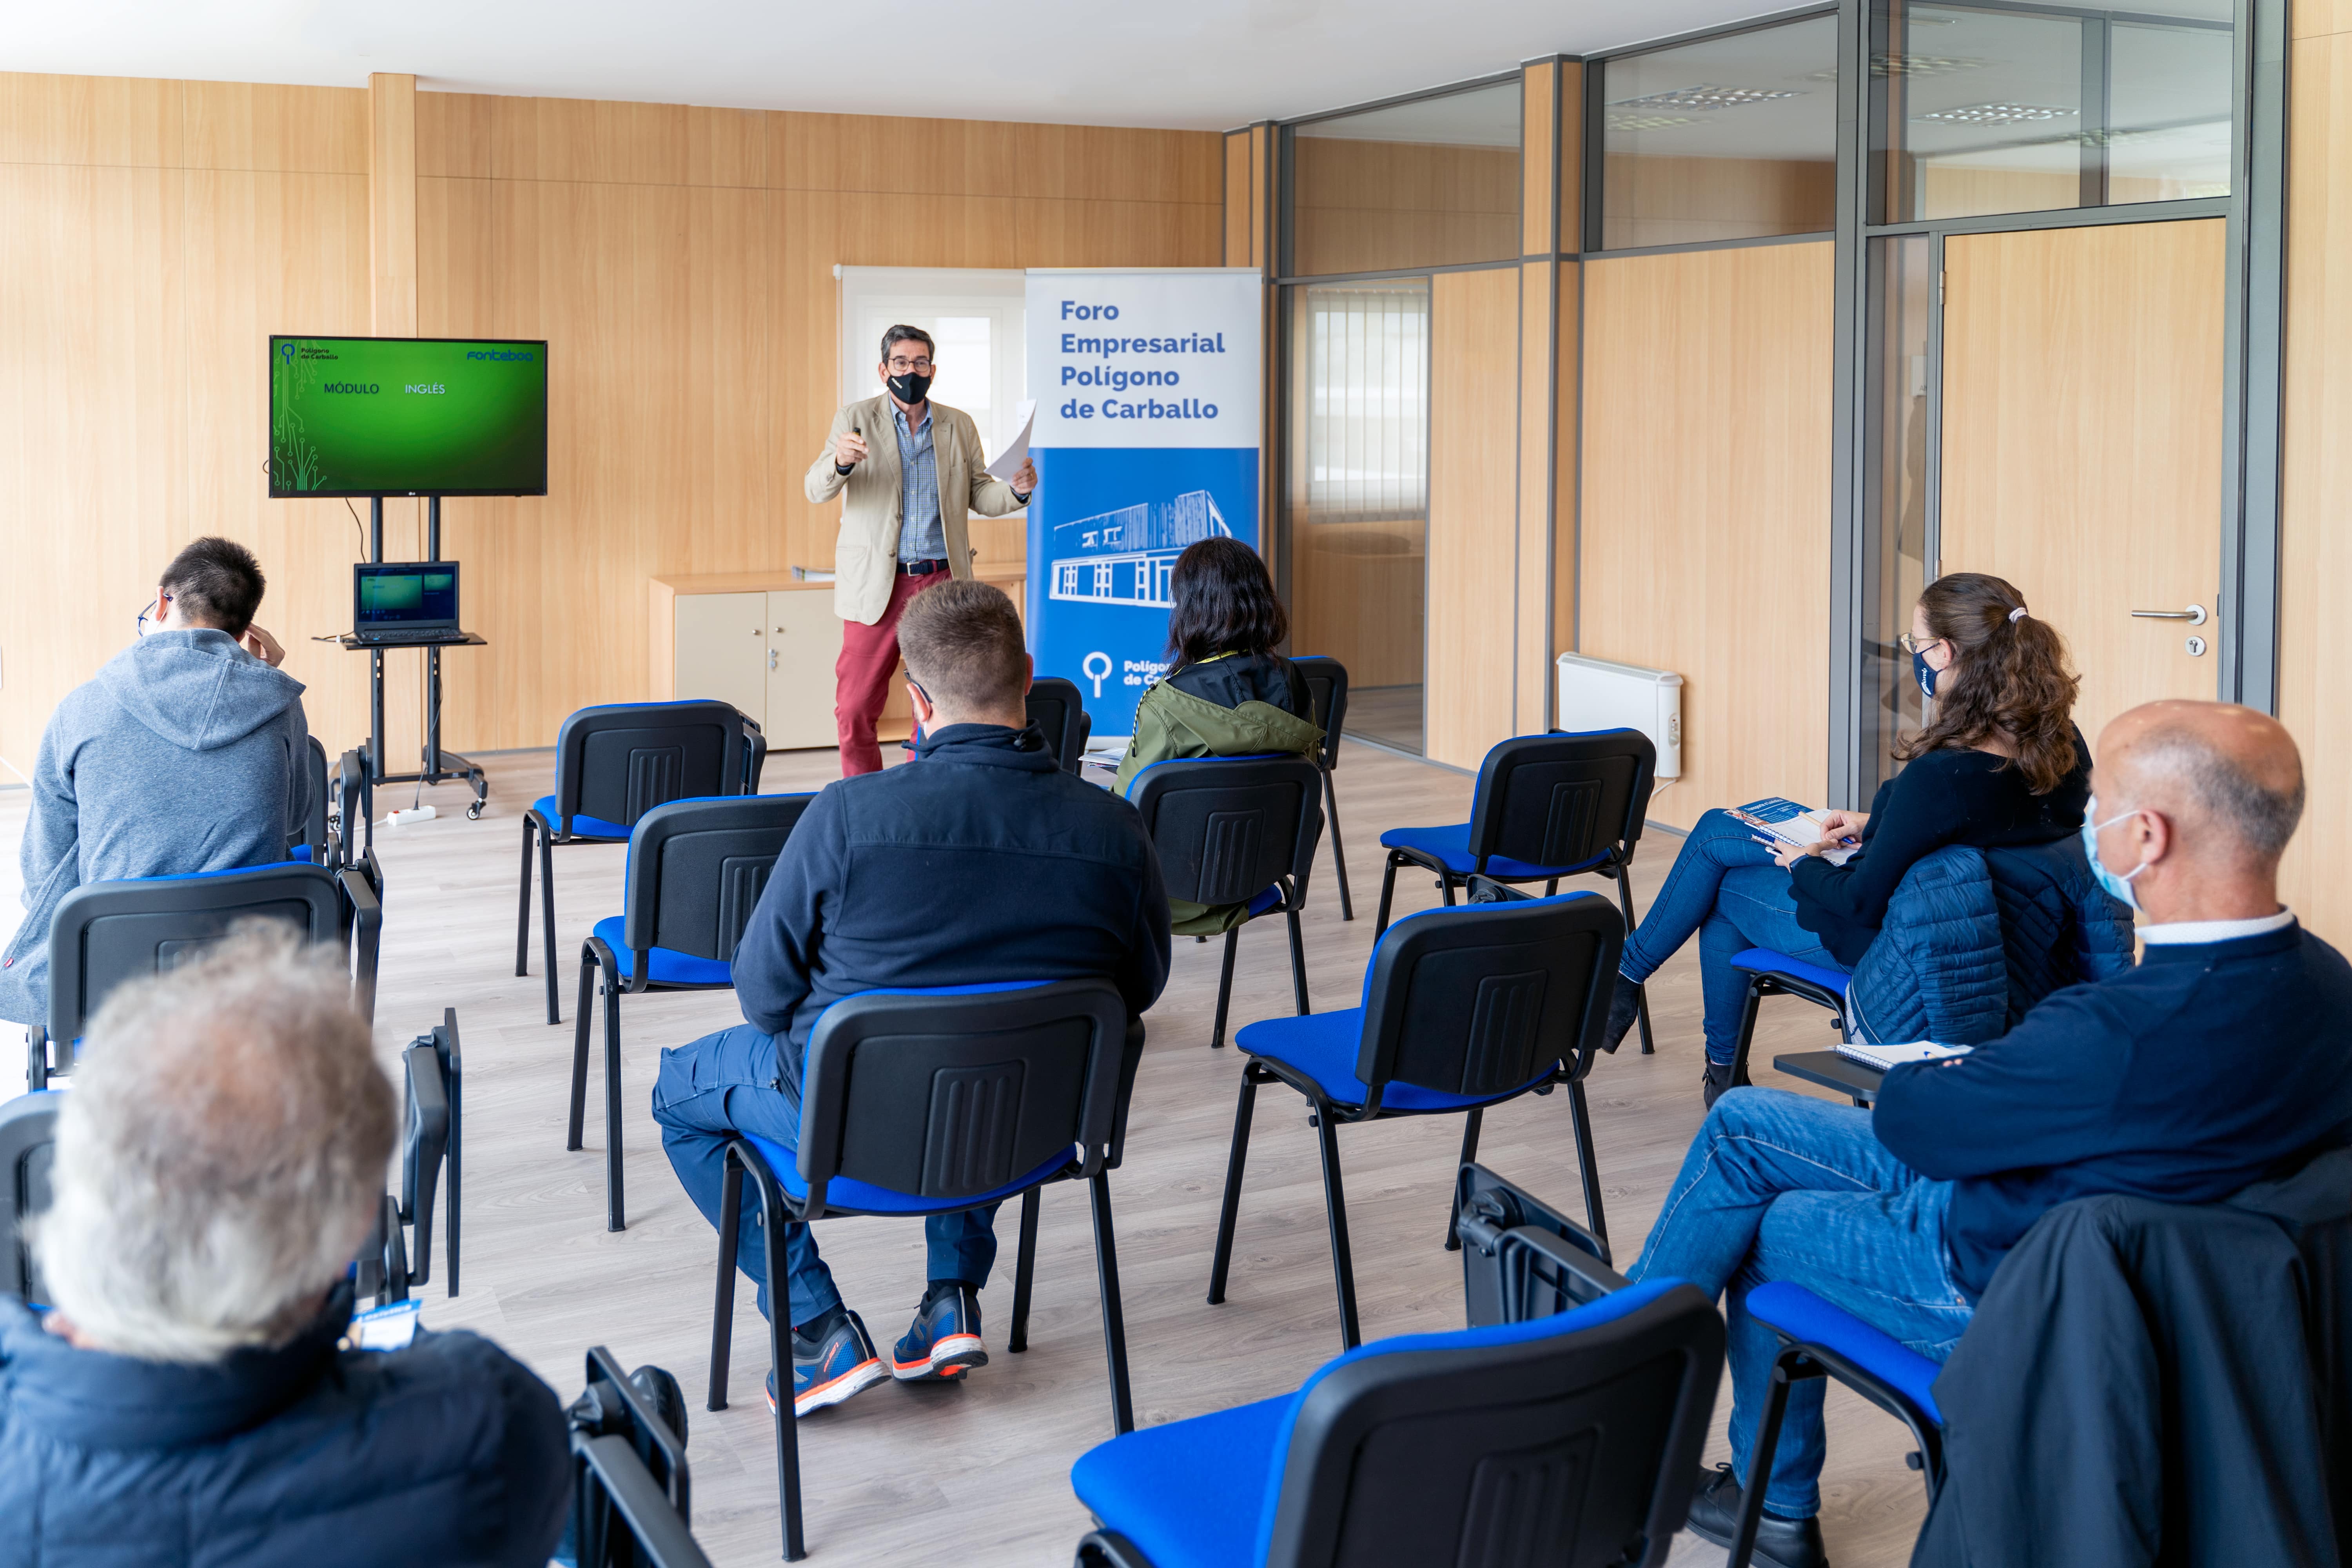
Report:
1048,489,1230,610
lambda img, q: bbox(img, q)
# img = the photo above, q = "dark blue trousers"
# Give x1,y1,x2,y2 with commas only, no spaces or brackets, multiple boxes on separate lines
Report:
652,1023,1000,1328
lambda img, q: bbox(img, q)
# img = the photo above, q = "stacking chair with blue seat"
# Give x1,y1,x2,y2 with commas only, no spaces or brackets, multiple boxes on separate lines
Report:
572,793,815,1232
0,1091,57,1303
1207,887,1625,1349
1027,675,1094,776
570,1345,715,1568
704,979,1142,1561
1722,1282,1944,1568
518,701,767,1025
1124,754,1324,1050
1376,729,1659,1054
28,858,381,1090
1075,1163,1723,1568
1289,656,1354,920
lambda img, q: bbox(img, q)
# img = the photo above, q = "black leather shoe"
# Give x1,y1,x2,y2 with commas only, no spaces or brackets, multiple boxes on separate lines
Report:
1702,1058,1737,1110
1599,972,1645,1053
1682,1463,1828,1568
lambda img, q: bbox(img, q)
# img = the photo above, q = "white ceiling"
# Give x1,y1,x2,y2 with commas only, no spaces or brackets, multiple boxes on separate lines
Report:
2,0,1797,132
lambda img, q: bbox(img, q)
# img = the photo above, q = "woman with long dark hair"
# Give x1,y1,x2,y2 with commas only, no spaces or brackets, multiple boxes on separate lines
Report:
1603,571,2090,1105
1113,537,1322,933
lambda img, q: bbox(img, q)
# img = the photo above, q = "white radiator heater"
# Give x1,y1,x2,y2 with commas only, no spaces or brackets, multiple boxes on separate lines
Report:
1555,654,1683,780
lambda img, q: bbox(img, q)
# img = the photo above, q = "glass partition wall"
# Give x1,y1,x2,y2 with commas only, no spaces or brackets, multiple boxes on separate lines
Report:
1278,78,1521,754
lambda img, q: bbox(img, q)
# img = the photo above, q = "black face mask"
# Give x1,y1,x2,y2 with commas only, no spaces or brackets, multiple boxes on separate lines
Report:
887,370,933,404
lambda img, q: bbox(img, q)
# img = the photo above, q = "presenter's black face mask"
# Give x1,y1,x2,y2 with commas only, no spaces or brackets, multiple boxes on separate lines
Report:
887,370,933,404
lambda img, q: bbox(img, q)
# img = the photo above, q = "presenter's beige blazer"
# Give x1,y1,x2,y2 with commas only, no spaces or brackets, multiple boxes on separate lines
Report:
804,393,1026,626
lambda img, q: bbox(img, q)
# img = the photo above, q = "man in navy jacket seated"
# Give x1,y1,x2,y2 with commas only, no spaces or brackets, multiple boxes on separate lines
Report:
1626,699,2352,1568
654,579,1172,1421
0,930,569,1568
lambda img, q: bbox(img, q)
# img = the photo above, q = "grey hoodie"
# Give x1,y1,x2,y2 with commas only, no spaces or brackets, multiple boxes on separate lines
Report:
0,628,310,1026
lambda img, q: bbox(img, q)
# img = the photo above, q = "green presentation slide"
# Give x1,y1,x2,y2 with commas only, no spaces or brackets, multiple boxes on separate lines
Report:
269,336,547,496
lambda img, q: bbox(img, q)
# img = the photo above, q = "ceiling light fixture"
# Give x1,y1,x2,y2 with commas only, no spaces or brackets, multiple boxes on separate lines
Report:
1607,113,1702,131
1919,101,2078,125
1607,83,1804,113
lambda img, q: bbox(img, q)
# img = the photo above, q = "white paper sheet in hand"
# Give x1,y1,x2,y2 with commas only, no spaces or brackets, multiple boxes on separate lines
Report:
986,399,1037,483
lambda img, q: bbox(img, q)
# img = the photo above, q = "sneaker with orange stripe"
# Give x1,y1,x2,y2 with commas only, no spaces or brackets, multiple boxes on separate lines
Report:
766,1307,887,1419
891,1282,988,1382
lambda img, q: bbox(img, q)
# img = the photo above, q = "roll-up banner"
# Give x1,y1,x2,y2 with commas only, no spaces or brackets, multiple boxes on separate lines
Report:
1025,267,1263,743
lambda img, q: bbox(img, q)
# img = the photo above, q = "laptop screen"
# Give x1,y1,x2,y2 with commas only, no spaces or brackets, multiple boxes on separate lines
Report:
355,564,460,630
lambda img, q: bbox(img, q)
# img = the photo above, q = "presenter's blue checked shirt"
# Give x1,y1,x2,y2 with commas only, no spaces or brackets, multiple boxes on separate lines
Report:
892,404,946,563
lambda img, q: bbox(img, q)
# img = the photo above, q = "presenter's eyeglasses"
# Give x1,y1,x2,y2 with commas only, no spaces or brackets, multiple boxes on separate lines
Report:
886,355,934,373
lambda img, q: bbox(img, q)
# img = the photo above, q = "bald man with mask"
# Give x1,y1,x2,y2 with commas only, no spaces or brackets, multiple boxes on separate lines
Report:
1629,700,2352,1568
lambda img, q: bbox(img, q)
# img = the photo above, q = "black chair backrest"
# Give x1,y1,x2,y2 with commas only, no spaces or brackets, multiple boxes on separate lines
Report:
622,795,815,966
571,1346,709,1568
46,863,343,1044
334,747,374,866
554,702,759,834
293,737,330,863
1464,730,1657,872
1290,656,1350,773
0,1093,57,1304
1455,1163,1622,1325
1354,892,1624,1103
796,981,1131,1218
1262,1276,1725,1568
1026,677,1093,777
1125,755,1324,908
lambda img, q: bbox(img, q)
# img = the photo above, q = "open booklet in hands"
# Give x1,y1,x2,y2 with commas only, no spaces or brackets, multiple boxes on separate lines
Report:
1728,797,1861,867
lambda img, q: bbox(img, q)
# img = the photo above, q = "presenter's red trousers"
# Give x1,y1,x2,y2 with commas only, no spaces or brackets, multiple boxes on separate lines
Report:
834,566,949,775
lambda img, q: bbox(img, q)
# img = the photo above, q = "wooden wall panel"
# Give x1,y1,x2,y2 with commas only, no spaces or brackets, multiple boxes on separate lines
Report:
1290,138,1520,276
1553,259,1580,663
0,73,1218,763
1224,131,1252,266
1599,155,1834,249
1577,241,1834,829
1425,266,1521,769
2281,15,2352,942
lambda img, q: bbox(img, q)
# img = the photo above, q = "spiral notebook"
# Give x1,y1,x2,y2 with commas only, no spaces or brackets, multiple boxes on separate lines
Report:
1728,797,1861,867
1835,1040,1974,1072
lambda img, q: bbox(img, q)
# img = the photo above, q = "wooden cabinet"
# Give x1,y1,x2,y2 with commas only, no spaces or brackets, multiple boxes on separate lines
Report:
649,570,1025,753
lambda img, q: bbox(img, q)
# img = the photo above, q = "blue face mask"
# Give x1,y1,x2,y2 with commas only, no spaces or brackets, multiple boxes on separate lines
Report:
2080,795,2148,913
1913,649,1938,700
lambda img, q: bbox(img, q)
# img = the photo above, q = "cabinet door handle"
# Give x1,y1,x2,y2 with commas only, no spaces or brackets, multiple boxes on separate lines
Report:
769,648,778,671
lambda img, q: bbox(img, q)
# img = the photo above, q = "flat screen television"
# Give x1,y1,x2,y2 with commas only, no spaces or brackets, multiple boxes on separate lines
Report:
268,335,548,497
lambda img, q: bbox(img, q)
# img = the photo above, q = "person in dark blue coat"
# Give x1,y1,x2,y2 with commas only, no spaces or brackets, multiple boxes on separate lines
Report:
653,580,1172,1422
1597,572,2091,1105
1622,699,2352,1568
0,930,569,1568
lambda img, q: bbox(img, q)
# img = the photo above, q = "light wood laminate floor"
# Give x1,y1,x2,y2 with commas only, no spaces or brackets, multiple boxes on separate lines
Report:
0,743,1931,1567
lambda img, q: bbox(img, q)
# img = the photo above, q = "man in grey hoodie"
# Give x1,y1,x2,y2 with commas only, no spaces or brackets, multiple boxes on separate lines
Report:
0,537,311,1027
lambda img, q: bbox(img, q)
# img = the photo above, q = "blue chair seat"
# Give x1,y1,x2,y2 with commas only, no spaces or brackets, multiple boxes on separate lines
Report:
1072,1279,1688,1567
588,916,733,987
1234,1007,1557,1112
1746,1281,1943,1425
1731,947,1852,998
532,795,632,840
1377,822,1609,881
742,1134,1076,1216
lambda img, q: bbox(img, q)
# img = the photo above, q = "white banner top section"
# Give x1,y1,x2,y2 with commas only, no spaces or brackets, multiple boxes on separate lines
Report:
1025,267,1262,450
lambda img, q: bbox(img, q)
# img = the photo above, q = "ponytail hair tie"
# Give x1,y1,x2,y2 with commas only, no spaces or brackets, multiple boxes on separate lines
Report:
2008,606,2029,623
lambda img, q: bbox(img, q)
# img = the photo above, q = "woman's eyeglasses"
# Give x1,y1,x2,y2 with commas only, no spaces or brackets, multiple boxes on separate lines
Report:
1896,632,1945,656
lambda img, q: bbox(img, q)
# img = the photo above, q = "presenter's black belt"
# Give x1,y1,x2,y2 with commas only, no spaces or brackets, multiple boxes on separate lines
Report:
897,558,952,576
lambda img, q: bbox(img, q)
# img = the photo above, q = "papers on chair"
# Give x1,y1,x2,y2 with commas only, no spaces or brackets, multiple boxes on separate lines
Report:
986,399,1036,483
1835,1040,1973,1073
1728,797,1861,867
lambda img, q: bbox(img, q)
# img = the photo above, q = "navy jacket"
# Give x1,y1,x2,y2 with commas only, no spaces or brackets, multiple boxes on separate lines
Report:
0,1285,568,1567
1875,920,2352,1298
1789,730,2091,967
733,722,1172,1095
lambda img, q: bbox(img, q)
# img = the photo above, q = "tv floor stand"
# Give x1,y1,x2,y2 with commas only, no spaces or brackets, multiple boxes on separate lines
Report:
354,494,489,820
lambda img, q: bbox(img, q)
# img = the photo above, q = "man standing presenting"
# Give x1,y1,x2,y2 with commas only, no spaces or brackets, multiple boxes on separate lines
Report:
807,325,1037,776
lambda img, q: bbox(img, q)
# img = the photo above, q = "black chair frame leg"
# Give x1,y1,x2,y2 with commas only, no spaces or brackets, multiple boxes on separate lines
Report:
1375,851,1401,936
1726,1349,1826,1568
1009,1186,1042,1353
539,818,561,1025
1312,1102,1362,1350
1567,1078,1609,1252
1730,976,1767,1089
1442,1107,1484,1251
515,816,535,979
1209,926,1240,1049
567,951,596,1151
710,1145,806,1561
1611,864,1656,1054
1088,1172,1136,1435
1205,1065,1263,1305
1322,769,1354,921
601,953,626,1232
1284,905,1310,1016
708,1158,742,1412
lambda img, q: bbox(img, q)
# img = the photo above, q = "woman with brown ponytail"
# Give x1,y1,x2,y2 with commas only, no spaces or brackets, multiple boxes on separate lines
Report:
1599,572,2090,1105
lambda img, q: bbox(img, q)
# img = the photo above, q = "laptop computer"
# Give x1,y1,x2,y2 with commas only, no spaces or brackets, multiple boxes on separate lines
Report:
352,563,467,645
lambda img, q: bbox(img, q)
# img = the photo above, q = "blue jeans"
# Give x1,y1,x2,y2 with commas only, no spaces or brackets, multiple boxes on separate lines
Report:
652,1023,1000,1328
1620,808,1851,1065
1625,1088,1973,1518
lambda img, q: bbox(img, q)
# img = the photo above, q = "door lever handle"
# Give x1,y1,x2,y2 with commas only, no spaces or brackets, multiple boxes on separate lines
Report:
2131,604,2208,625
